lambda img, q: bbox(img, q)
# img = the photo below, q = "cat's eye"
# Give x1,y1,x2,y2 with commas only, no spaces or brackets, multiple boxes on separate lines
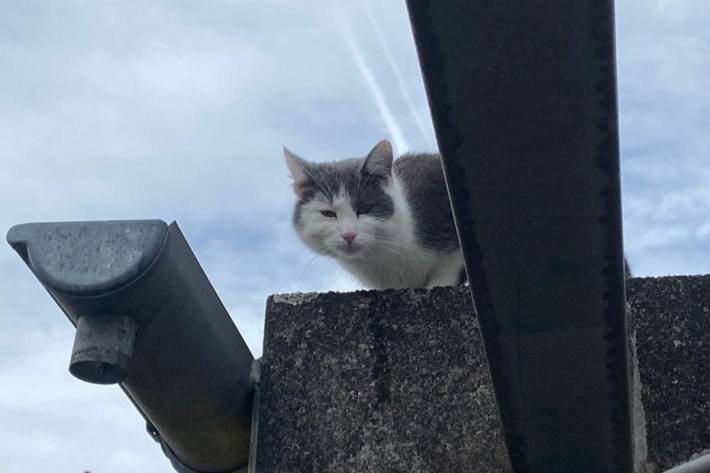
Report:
320,210,337,218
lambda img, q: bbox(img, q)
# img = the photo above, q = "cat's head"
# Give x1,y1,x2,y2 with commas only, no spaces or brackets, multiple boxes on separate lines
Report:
285,140,398,260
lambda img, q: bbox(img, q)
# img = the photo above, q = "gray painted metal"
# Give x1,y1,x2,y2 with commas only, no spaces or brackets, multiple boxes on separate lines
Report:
70,314,137,384
665,455,710,473
406,1,632,472
7,220,253,472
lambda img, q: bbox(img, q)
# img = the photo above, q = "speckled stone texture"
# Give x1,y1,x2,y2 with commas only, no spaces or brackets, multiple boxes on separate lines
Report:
254,276,710,473
255,288,511,473
628,275,710,471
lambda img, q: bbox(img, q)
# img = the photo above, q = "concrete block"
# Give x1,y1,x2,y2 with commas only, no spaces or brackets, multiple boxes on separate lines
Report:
253,276,710,472
628,276,710,471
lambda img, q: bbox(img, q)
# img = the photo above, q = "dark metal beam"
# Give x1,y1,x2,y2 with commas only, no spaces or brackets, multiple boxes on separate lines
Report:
7,220,253,472
406,1,632,472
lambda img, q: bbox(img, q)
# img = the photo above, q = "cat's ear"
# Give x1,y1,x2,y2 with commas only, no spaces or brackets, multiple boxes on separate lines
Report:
284,146,311,197
362,139,393,178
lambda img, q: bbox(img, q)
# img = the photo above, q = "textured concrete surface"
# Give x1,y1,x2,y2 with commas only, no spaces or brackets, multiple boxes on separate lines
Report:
628,276,710,471
254,276,710,473
255,288,511,473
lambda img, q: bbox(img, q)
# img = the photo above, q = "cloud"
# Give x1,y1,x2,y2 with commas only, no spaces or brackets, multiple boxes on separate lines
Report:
0,324,169,472
336,9,410,153
360,0,433,147
616,0,710,276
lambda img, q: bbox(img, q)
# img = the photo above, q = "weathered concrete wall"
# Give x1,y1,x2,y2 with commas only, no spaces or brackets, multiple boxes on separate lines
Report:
254,289,511,473
627,276,710,471
253,276,710,473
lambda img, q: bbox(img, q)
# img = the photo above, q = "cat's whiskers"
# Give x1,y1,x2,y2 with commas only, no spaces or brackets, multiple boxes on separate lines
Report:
302,254,321,275
361,239,413,262
369,236,416,252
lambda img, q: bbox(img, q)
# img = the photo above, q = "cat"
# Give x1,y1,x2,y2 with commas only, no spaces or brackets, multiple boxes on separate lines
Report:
285,139,464,289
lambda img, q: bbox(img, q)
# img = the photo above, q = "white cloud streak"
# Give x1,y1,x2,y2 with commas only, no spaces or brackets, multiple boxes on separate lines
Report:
336,12,410,153
360,0,432,147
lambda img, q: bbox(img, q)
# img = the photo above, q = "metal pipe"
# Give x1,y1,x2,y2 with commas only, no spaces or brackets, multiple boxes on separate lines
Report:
7,220,254,472
70,314,137,384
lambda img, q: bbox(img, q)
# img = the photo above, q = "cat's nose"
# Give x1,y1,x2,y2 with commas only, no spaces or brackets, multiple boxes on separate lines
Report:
341,232,357,246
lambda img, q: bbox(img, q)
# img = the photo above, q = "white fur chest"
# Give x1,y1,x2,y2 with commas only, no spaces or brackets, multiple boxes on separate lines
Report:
340,244,438,289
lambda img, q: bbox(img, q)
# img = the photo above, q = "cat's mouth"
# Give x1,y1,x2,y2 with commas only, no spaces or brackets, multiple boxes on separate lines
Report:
337,243,364,259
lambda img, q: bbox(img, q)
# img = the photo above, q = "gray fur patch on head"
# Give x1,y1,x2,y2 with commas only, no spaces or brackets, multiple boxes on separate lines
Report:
287,152,395,225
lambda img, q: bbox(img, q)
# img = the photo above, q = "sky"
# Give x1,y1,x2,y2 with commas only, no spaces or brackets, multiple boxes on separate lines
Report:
0,1,708,471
